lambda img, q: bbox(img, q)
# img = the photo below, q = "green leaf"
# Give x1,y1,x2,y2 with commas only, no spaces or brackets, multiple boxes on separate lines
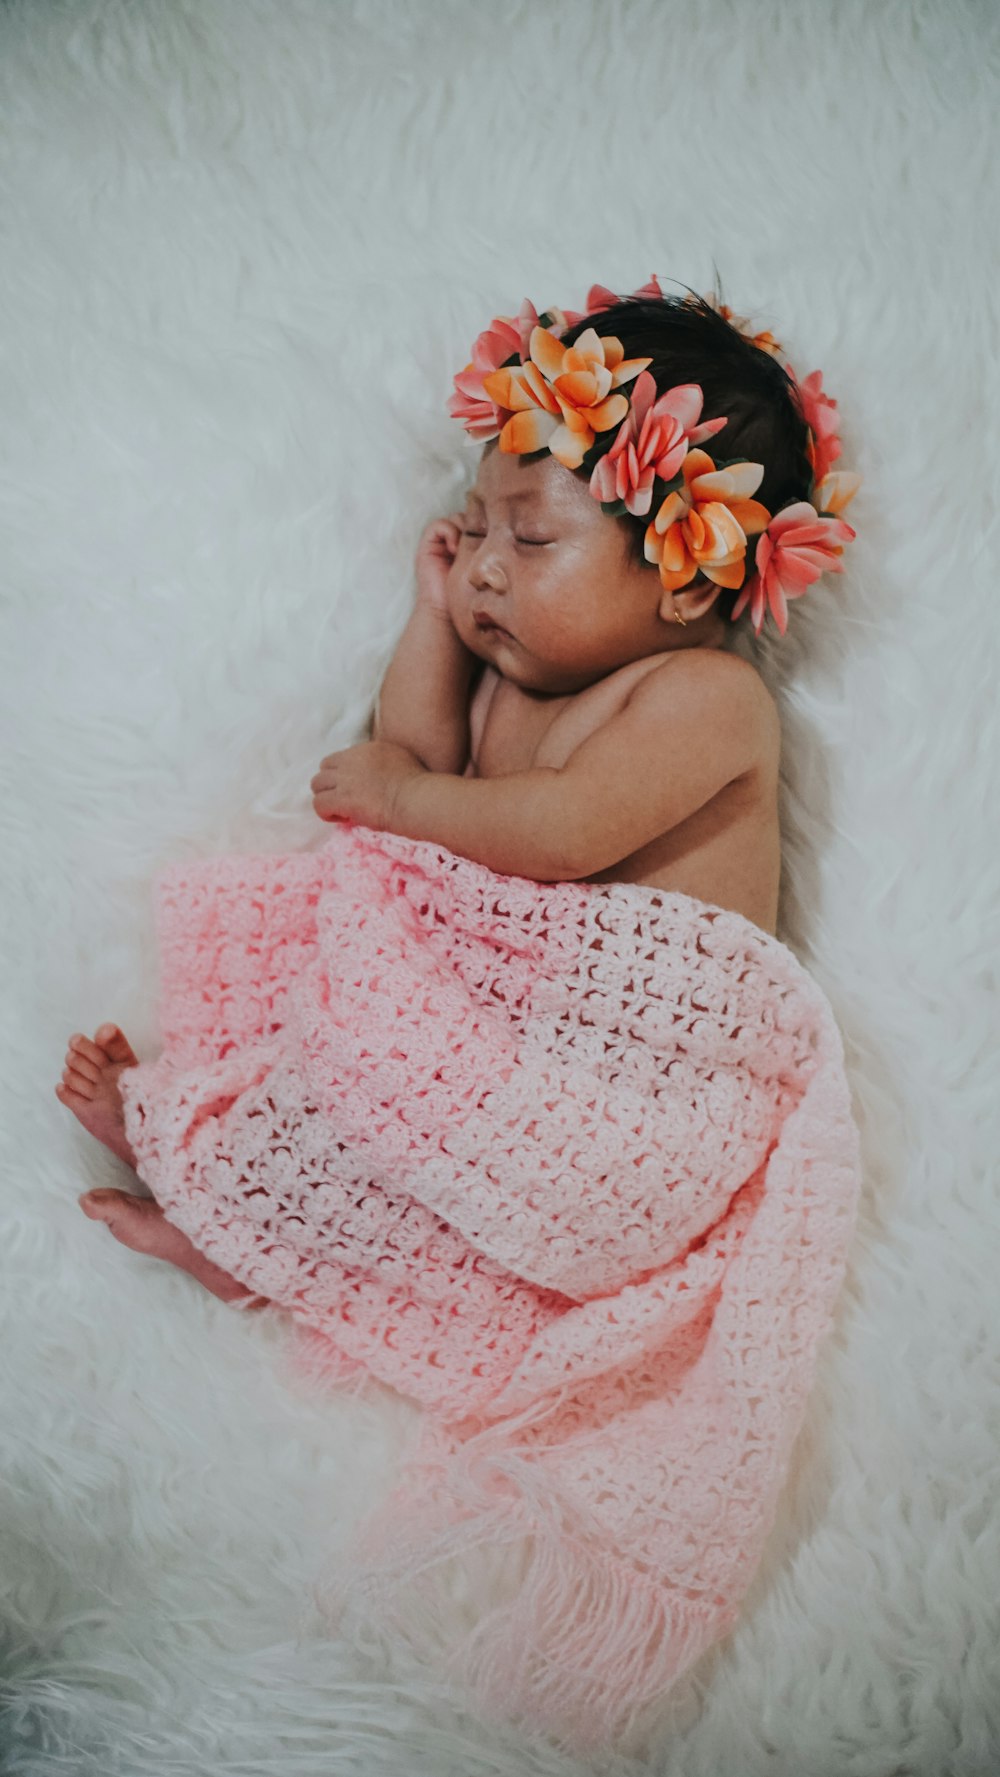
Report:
656,471,684,496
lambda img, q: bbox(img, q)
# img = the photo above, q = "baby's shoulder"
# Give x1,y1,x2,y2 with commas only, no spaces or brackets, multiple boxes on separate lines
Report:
632,645,775,713
622,647,780,770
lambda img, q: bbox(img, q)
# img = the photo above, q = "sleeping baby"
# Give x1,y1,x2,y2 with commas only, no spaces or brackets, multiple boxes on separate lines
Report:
56,275,858,1304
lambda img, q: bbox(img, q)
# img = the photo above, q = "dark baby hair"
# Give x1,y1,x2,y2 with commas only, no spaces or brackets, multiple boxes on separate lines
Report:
557,280,814,624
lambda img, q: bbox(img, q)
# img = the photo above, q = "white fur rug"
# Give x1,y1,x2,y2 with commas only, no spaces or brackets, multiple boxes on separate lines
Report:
3,0,998,1771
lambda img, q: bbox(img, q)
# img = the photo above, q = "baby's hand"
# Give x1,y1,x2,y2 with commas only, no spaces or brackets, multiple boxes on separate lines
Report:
415,512,465,616
311,739,426,832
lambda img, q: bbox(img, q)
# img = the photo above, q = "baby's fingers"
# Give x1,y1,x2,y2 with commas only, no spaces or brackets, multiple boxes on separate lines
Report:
424,515,463,553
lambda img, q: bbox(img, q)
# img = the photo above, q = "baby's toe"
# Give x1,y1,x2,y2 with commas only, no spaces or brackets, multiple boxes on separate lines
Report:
93,1024,139,1066
65,1047,101,1083
63,1063,97,1099
79,1187,128,1221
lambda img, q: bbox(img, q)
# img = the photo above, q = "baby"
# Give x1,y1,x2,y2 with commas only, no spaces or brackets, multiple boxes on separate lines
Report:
56,281,852,1298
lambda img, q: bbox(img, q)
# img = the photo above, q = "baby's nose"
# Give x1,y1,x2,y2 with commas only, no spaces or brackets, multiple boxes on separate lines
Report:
471,561,507,592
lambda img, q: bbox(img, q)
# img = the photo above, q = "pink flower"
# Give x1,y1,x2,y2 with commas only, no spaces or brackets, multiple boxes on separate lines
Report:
589,375,729,516
731,502,857,637
791,366,844,488
584,274,664,316
446,312,523,441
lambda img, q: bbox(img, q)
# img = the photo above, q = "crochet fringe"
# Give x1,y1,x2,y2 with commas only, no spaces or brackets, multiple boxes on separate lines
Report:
318,1396,736,1752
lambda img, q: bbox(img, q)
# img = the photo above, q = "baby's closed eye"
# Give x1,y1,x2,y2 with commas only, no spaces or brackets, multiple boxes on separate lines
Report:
460,523,553,546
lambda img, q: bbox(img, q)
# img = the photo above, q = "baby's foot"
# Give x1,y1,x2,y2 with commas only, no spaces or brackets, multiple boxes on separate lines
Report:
55,1024,139,1169
79,1189,260,1305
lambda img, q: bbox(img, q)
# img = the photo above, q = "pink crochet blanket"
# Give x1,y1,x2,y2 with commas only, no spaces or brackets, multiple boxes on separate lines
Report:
119,820,862,1752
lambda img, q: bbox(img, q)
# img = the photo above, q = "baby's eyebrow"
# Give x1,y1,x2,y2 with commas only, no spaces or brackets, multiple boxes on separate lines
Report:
465,490,541,507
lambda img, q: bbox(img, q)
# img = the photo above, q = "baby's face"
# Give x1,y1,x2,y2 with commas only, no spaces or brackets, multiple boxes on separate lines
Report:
447,445,679,696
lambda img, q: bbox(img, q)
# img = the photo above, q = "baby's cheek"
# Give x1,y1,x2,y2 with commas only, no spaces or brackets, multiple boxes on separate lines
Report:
446,557,470,611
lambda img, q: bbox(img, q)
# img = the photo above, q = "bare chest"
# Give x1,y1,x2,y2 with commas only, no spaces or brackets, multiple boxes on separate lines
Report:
462,660,782,937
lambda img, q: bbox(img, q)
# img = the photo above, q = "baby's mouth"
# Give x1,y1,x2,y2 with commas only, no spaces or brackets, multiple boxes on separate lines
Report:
473,615,513,639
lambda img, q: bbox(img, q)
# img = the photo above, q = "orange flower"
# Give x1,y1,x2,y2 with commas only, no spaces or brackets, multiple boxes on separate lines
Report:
481,325,652,469
446,299,587,442
697,293,784,358
813,469,862,517
643,449,771,593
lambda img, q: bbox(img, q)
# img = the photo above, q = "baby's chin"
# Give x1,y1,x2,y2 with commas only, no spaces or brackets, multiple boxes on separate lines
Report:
464,621,597,695
467,624,527,674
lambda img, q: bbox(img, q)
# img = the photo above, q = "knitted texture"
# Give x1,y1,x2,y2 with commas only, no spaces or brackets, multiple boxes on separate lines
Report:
118,820,862,1752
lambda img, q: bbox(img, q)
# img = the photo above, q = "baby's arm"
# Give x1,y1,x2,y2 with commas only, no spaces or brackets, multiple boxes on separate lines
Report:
389,652,764,880
370,514,479,775
371,600,480,775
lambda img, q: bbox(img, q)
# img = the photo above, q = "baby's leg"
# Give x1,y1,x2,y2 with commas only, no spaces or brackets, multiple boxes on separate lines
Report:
79,1188,262,1305
56,1024,261,1304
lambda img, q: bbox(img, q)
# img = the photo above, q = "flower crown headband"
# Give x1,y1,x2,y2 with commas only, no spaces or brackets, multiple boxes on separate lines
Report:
447,274,861,639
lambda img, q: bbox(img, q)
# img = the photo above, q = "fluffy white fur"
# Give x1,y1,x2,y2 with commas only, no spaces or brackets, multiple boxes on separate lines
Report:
3,0,998,1770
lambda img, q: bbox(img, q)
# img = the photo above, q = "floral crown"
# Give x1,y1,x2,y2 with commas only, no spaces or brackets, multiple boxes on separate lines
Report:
447,274,861,639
